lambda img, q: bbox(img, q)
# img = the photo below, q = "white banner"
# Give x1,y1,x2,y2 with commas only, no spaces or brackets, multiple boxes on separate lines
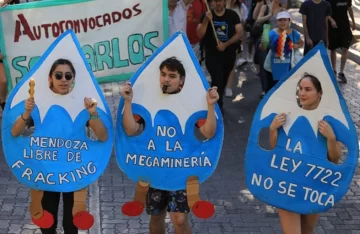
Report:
0,0,168,90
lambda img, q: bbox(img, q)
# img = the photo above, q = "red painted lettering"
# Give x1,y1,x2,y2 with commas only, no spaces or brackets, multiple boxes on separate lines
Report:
112,11,121,23
89,17,96,30
95,15,103,27
14,14,35,42
133,3,142,16
41,24,51,38
103,13,111,26
80,18,88,33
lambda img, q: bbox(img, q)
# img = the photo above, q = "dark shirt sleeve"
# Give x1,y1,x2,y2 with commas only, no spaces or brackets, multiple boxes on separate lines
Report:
326,2,332,16
200,12,205,23
232,10,241,25
299,2,307,15
348,0,352,7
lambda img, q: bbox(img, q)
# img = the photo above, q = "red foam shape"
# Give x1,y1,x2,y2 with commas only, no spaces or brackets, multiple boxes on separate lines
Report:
32,210,54,229
192,201,215,219
73,211,94,230
122,201,144,216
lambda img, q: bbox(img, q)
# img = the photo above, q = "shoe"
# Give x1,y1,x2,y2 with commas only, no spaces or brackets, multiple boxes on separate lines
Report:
337,72,347,83
247,54,253,63
225,88,233,97
73,211,94,230
236,58,247,67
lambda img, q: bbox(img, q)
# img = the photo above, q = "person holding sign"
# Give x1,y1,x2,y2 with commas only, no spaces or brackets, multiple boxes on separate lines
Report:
264,11,303,81
269,73,341,234
121,57,219,234
11,58,108,234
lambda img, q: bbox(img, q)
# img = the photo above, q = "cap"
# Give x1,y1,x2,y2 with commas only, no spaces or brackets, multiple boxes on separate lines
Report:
276,11,291,20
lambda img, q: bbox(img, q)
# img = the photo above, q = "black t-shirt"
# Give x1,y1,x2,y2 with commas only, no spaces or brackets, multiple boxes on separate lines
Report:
299,0,332,42
326,0,351,30
200,9,240,52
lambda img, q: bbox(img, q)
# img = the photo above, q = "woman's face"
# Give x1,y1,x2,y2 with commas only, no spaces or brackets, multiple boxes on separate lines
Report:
298,77,322,110
48,64,74,95
277,18,290,30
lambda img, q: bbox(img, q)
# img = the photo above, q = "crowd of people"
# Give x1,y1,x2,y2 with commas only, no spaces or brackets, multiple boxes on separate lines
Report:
0,0,357,234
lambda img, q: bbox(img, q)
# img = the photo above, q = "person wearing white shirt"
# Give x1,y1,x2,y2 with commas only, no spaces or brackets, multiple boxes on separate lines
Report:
168,0,194,37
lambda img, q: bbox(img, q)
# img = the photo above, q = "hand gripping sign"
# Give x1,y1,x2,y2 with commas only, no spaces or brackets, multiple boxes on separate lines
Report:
2,30,113,229
115,32,224,219
245,42,359,214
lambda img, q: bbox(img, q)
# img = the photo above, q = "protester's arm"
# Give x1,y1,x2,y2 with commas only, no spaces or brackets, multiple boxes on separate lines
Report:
121,82,140,136
182,0,192,6
253,2,263,20
256,5,272,24
84,98,108,142
293,30,304,49
1,0,13,6
197,12,211,39
348,3,356,30
11,98,34,137
318,120,341,163
199,87,219,139
269,113,286,149
224,23,243,48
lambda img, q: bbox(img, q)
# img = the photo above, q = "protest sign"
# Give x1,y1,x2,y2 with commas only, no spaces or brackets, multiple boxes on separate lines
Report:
0,0,167,91
245,43,359,214
116,32,224,191
2,30,114,192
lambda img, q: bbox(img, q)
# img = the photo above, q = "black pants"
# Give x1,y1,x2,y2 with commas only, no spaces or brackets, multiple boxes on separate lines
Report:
205,49,237,109
304,40,321,56
41,191,78,234
255,39,276,93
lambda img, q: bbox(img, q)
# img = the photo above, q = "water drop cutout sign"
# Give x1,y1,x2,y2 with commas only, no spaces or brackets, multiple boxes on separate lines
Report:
245,42,359,214
115,32,224,218
2,29,114,193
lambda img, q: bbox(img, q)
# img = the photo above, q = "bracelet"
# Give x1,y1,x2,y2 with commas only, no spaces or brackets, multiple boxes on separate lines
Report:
21,114,29,121
89,113,100,120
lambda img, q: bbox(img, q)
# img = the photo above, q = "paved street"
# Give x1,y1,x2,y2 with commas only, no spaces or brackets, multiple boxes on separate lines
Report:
0,55,359,234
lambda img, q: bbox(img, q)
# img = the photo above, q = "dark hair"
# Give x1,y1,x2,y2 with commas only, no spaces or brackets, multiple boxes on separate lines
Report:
159,57,185,79
49,59,76,77
299,73,322,94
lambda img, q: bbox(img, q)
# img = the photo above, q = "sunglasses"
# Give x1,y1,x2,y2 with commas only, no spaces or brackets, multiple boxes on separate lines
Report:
53,72,74,81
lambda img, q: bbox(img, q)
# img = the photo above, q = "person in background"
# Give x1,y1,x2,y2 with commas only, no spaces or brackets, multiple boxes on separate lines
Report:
256,0,284,98
187,0,207,61
197,0,242,113
0,52,6,110
326,0,356,84
0,0,41,110
266,11,303,81
169,0,195,37
299,0,336,55
225,0,247,98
